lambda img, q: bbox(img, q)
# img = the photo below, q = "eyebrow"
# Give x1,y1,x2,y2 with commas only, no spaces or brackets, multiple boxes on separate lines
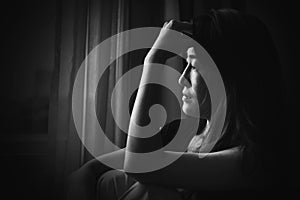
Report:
186,55,197,62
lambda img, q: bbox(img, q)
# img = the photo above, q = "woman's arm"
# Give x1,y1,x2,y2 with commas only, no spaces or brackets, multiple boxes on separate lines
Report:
124,20,194,162
124,20,264,191
127,147,253,191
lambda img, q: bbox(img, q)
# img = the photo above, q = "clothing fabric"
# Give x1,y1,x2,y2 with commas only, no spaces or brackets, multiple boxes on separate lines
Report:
97,170,200,200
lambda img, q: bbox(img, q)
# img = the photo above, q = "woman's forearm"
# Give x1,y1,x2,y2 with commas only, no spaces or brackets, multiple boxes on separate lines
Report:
124,59,166,171
126,147,249,190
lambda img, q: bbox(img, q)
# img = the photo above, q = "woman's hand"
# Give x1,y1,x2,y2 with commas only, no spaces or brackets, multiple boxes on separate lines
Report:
145,20,193,63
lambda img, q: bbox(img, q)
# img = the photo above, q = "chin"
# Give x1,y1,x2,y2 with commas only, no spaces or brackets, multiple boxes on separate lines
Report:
182,103,199,118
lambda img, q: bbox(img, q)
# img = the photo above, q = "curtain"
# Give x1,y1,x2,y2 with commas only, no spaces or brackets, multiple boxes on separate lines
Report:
48,0,89,198
49,0,130,198
82,0,131,163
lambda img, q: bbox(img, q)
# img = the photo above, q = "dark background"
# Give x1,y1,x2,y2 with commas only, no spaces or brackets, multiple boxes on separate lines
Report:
0,0,298,199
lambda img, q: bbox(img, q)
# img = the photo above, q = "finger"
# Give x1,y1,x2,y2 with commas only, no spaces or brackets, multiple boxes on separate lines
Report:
165,20,173,29
163,21,168,28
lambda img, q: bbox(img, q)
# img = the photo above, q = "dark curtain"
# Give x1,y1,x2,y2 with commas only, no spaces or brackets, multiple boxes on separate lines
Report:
49,0,131,198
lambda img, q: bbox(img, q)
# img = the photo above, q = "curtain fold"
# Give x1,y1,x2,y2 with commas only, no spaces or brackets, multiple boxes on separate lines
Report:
49,0,88,198
49,0,130,198
84,0,131,162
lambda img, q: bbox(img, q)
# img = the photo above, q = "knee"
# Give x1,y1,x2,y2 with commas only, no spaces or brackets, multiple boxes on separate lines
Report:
68,169,88,187
98,170,125,188
97,170,129,199
67,168,95,200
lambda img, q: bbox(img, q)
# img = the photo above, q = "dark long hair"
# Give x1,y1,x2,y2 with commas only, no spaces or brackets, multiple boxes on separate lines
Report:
194,9,285,185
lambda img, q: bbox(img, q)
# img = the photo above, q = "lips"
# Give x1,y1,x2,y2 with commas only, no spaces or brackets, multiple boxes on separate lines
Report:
182,94,192,102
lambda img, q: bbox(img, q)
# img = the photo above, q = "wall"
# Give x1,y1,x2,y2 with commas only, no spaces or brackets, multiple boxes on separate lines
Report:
0,0,57,199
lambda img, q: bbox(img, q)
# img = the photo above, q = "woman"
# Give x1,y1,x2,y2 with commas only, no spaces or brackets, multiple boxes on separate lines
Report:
68,9,285,200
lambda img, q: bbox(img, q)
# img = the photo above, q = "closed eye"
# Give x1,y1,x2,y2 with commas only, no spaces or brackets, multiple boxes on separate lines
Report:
191,65,197,70
190,64,198,73
183,59,197,71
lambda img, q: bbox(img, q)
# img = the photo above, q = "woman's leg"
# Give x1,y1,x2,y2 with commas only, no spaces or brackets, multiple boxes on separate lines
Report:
119,182,183,200
97,170,136,200
67,157,113,200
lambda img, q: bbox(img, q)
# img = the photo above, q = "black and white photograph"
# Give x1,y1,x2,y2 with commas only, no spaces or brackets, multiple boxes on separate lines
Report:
0,0,298,199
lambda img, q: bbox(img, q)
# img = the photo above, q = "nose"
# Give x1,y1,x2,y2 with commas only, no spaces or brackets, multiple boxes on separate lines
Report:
178,64,191,87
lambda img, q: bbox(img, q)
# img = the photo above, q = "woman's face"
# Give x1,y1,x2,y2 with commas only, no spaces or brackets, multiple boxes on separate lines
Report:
178,47,210,119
